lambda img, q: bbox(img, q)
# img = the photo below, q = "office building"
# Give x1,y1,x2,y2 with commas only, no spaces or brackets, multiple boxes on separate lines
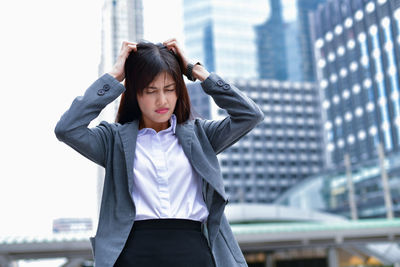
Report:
255,0,288,81
183,0,269,79
311,0,400,169
297,0,326,81
212,79,324,203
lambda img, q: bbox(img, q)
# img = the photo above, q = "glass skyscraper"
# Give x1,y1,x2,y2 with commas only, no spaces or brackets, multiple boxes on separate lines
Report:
183,0,269,79
311,0,400,168
256,0,288,80
297,0,327,82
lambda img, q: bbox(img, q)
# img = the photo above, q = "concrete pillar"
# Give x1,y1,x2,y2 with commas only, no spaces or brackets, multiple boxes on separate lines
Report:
0,255,12,267
328,247,339,267
265,253,273,267
344,154,358,220
377,143,394,219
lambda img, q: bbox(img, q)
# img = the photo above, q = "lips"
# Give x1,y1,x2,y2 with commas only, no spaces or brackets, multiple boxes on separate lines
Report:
156,108,169,114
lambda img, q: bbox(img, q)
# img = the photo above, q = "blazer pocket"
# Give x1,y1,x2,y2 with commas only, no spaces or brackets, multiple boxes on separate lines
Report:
89,236,96,257
219,227,246,263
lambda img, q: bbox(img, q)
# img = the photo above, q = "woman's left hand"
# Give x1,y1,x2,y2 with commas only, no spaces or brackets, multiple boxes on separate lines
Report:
162,38,190,76
163,38,210,81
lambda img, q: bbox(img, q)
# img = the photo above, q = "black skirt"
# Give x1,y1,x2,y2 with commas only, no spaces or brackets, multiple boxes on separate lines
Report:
114,219,216,267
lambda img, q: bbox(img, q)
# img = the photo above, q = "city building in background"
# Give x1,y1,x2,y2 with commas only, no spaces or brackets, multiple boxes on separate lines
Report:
187,78,324,203
311,0,400,169
53,218,93,233
182,0,269,79
96,0,144,215
284,16,304,81
275,150,400,219
297,0,326,81
256,0,288,81
183,0,324,82
98,0,144,121
187,82,212,119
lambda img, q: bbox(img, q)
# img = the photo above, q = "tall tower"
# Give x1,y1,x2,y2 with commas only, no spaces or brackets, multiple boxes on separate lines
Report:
297,0,326,81
96,0,144,215
256,0,288,80
311,0,400,168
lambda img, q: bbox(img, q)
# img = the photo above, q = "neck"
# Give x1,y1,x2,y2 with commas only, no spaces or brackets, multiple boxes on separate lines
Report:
139,118,171,133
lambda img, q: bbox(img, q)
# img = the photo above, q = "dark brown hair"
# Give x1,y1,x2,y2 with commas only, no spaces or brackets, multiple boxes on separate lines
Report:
115,41,192,124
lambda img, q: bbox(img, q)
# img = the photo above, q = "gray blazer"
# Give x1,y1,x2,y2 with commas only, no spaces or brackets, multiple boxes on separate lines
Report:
54,72,264,267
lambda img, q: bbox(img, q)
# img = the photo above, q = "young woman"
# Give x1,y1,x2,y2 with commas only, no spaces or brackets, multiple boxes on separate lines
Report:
55,38,264,267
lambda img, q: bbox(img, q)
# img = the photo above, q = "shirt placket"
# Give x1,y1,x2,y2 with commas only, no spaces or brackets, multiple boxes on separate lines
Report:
152,133,170,217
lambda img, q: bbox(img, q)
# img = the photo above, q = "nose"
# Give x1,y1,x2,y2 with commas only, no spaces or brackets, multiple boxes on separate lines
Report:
156,91,168,106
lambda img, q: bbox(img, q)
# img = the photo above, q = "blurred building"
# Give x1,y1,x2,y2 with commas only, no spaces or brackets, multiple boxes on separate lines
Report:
98,0,144,79
188,78,324,203
255,0,288,81
53,218,93,233
182,0,269,79
183,0,324,82
96,0,144,216
275,151,400,219
311,0,400,169
97,0,144,122
297,0,327,82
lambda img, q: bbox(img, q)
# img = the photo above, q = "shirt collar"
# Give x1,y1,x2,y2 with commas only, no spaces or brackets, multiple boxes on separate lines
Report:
138,114,177,136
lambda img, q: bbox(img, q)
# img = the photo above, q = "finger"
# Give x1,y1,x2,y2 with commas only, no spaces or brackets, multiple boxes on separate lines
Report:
121,41,137,51
163,38,177,45
122,40,137,45
122,44,137,55
128,44,137,52
164,41,179,53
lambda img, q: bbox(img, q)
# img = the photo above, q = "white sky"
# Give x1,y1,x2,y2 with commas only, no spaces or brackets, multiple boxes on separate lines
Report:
0,0,183,240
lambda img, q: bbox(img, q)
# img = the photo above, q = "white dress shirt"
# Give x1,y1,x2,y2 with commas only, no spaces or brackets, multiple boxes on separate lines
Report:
132,114,209,222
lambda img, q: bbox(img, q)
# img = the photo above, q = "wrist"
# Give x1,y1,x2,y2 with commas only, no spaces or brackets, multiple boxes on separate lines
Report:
108,72,123,82
186,62,209,82
192,64,210,82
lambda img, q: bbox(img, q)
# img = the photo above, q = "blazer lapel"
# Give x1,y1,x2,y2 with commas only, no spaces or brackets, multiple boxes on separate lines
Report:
176,121,227,202
119,120,139,198
175,121,193,164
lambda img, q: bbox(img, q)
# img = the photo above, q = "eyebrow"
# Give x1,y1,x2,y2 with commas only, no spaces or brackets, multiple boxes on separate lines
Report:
147,83,176,90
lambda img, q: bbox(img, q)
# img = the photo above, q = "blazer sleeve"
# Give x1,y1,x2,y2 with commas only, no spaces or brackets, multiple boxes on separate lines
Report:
198,73,264,154
54,73,126,167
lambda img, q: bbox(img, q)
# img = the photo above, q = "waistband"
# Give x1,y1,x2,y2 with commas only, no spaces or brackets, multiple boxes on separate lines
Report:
133,219,202,231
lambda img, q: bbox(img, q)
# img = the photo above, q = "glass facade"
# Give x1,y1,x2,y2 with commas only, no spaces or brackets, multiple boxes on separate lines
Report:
297,0,327,81
256,0,288,80
183,0,268,79
275,151,400,219
311,0,400,168
183,0,326,82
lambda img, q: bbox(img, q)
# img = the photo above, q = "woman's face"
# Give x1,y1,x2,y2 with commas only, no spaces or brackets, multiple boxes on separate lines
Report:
137,71,178,132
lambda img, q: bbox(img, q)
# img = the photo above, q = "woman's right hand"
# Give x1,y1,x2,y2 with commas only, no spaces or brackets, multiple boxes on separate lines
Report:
108,41,137,82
